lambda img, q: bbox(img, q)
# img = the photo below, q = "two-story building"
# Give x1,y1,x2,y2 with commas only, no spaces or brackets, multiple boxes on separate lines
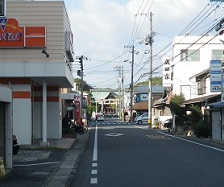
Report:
172,34,224,100
0,0,74,152
169,34,224,138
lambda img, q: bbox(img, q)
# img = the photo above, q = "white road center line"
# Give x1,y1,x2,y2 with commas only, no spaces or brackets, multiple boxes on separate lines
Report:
91,124,98,185
93,123,98,162
91,170,98,174
90,178,98,184
92,163,97,167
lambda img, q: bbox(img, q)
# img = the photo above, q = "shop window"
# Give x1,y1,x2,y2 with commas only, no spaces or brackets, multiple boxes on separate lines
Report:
180,49,200,61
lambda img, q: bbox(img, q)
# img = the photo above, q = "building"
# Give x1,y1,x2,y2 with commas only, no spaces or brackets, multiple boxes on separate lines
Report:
172,35,224,100
132,85,165,122
0,0,74,148
169,34,224,136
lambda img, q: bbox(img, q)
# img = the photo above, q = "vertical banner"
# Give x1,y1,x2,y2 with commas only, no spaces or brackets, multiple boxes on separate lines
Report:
162,57,171,87
210,60,222,92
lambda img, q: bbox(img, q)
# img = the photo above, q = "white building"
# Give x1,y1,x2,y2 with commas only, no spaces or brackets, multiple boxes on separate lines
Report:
171,35,224,100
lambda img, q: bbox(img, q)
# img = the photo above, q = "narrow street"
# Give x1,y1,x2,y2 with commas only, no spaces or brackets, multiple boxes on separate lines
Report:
71,119,224,187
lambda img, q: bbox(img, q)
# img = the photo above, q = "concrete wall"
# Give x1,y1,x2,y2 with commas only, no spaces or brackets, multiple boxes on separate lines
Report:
0,85,13,169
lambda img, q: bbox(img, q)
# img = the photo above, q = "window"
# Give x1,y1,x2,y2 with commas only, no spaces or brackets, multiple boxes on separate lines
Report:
0,0,5,17
212,50,224,60
197,79,206,95
180,49,200,61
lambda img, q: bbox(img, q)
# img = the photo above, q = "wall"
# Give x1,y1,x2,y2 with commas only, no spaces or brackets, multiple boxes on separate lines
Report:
0,85,13,169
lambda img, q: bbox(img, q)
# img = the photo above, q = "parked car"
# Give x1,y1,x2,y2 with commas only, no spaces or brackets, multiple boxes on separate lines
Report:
96,113,104,121
13,135,20,155
135,113,148,125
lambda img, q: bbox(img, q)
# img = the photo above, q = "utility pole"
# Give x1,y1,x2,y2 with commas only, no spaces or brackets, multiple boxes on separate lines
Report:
77,55,87,118
79,56,84,118
130,45,134,123
148,12,153,126
116,66,124,121
124,45,136,123
121,66,124,123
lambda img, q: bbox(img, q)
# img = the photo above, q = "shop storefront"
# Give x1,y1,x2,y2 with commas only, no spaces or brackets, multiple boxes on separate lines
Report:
0,1,74,146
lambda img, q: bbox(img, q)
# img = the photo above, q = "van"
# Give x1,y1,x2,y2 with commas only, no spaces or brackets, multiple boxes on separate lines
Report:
135,113,148,124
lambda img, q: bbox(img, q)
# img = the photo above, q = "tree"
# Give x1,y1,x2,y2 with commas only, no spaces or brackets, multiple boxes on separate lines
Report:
169,93,185,117
187,104,202,124
135,76,162,86
168,93,186,126
74,78,93,91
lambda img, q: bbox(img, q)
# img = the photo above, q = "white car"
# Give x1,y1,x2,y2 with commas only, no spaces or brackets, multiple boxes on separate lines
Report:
96,113,104,121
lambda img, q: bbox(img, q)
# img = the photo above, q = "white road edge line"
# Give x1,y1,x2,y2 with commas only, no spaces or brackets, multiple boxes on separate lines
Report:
158,131,224,153
14,161,60,167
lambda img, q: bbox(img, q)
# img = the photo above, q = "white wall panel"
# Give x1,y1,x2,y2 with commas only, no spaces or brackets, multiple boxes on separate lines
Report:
13,99,32,145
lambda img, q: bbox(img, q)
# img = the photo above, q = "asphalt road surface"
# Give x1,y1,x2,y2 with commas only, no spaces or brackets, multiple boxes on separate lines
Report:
71,119,224,187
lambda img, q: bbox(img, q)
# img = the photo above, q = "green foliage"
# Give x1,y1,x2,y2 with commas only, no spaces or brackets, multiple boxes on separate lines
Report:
187,105,202,124
169,93,185,116
152,76,162,85
74,78,93,91
194,121,210,138
135,76,162,86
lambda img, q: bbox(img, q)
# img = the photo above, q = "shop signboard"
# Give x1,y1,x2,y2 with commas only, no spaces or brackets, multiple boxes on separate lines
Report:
210,60,222,92
163,57,171,88
0,17,46,48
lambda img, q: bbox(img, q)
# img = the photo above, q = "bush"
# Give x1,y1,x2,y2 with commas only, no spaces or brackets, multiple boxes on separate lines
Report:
193,121,210,138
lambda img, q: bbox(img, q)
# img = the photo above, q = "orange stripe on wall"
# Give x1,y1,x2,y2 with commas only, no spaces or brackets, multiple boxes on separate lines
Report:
34,96,60,102
0,78,31,85
13,91,31,99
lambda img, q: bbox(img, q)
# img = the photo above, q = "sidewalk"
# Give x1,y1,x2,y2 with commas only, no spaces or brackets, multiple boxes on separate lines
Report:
43,133,89,187
1,131,89,187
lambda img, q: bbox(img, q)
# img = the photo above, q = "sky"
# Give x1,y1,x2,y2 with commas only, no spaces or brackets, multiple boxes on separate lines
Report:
64,0,224,89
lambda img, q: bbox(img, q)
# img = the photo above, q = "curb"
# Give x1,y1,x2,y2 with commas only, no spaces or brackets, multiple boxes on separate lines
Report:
42,132,90,187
